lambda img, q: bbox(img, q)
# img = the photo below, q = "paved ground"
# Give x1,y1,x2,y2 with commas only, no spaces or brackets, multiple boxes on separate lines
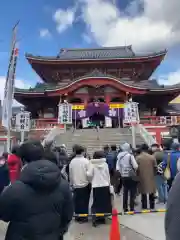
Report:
0,220,152,240
0,195,165,239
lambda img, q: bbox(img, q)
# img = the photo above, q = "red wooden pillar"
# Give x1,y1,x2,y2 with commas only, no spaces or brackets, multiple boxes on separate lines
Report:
82,94,89,107
105,94,110,104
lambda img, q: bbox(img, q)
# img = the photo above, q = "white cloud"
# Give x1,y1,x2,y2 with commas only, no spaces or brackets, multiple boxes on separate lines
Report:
53,8,76,33
158,70,180,86
0,76,30,106
39,29,51,38
79,0,180,51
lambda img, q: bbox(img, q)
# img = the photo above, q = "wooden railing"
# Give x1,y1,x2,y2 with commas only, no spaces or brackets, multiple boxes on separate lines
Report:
140,116,180,125
7,116,180,131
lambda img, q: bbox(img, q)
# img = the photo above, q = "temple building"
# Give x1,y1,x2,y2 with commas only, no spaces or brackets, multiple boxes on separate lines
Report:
14,46,180,128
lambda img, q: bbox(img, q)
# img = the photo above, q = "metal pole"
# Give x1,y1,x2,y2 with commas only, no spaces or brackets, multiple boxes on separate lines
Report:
20,131,25,144
7,121,11,152
75,109,77,130
131,123,136,148
118,108,120,128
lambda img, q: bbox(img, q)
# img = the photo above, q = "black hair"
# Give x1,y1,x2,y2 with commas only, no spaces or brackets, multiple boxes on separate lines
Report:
135,148,141,156
20,140,44,163
72,144,79,153
11,145,21,157
44,150,58,165
141,144,149,152
2,152,8,160
162,138,173,150
93,151,105,159
103,145,109,152
74,145,85,155
111,145,117,151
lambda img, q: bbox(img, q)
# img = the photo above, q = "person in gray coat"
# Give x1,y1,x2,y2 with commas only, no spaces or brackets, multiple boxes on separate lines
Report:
165,173,180,240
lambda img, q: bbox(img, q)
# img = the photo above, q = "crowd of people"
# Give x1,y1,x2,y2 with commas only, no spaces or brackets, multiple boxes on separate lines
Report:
0,138,180,239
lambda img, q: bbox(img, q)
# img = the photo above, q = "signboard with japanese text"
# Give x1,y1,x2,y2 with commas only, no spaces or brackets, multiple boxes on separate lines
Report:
124,101,139,124
58,103,72,124
15,111,31,132
109,103,125,109
72,105,85,110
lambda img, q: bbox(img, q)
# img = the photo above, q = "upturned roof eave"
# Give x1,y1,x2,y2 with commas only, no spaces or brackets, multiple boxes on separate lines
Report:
25,50,167,63
14,77,180,95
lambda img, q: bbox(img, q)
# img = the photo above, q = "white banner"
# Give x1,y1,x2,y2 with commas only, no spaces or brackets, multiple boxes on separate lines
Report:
15,111,30,132
2,24,19,128
123,101,139,124
58,103,72,124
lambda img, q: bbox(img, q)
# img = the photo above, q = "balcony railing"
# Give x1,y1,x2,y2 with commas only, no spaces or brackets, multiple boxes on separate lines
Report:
7,115,180,131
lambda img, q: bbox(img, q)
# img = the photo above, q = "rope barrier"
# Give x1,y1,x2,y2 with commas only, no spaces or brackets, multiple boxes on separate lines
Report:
74,209,166,217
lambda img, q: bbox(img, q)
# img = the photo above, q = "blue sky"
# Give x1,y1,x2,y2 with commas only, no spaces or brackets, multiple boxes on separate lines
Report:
0,0,180,91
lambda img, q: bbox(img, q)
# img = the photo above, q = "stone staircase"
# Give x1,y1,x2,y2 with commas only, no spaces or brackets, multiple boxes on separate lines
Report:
54,128,144,157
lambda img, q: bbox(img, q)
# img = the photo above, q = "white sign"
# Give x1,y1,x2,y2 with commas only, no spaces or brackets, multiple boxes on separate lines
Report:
124,101,139,124
15,111,31,132
58,103,72,124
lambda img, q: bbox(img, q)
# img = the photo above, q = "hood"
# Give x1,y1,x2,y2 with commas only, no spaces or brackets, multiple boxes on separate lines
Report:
121,143,132,153
20,160,61,192
171,142,180,151
91,158,106,168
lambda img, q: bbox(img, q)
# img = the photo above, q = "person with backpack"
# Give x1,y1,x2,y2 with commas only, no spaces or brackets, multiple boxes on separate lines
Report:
116,143,138,212
153,144,167,203
162,142,180,191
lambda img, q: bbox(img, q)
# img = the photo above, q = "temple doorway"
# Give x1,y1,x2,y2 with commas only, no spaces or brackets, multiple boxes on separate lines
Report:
90,112,105,128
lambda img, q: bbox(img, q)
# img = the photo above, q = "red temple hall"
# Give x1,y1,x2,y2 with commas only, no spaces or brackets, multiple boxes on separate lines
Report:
14,46,180,128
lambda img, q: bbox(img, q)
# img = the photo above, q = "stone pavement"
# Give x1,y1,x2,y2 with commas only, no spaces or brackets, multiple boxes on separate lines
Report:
0,220,152,240
0,195,165,239
115,196,165,240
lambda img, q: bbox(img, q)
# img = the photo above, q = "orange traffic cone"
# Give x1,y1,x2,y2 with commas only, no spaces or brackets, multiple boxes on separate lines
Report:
109,209,121,240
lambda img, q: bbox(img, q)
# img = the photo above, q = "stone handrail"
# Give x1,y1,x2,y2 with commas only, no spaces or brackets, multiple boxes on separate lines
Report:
136,124,157,146
42,126,65,146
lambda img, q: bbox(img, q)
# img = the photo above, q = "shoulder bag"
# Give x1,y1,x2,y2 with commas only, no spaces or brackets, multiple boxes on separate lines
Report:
164,153,171,180
128,155,139,182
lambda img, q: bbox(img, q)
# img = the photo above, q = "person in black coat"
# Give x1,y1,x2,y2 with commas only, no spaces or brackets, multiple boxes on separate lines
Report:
0,141,73,240
0,156,10,194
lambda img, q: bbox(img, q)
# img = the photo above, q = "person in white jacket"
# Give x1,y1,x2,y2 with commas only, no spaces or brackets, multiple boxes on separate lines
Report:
69,145,91,223
87,151,112,227
116,142,138,212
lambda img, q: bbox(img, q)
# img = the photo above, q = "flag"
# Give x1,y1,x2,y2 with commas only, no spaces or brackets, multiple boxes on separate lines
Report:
2,23,19,128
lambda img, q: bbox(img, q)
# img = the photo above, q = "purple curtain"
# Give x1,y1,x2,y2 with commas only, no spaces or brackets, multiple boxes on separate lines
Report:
72,103,124,119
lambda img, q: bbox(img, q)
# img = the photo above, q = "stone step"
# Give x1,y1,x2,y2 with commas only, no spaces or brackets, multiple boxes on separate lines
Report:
54,128,144,155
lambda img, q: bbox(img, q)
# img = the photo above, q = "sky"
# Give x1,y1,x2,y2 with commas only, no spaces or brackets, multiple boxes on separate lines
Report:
1,0,180,105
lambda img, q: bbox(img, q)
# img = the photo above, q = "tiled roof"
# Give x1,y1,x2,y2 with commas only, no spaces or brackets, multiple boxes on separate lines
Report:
26,46,166,61
14,71,180,94
57,46,135,59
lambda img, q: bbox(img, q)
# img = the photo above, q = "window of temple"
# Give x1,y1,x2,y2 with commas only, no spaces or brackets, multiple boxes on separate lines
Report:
69,98,83,103
111,97,123,102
